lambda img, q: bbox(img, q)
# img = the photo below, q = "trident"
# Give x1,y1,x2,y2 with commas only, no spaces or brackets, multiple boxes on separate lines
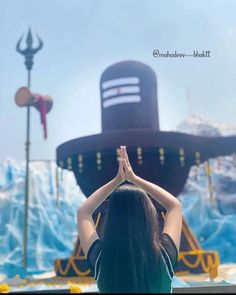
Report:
16,28,43,270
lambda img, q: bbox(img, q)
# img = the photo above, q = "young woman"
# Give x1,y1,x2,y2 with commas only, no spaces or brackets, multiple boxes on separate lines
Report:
77,146,182,293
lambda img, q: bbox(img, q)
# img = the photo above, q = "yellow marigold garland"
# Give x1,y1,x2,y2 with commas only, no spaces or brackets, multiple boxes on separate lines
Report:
0,284,10,294
69,284,82,293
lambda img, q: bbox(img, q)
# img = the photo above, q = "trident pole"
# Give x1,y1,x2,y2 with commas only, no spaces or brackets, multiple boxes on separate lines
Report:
16,28,43,269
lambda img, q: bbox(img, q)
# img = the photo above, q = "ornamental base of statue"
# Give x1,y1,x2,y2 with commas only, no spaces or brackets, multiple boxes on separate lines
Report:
54,212,220,277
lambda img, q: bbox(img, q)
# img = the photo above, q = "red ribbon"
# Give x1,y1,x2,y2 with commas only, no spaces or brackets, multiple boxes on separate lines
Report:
34,94,47,139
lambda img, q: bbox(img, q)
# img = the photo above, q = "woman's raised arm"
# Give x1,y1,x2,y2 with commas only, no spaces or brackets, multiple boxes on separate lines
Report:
77,149,125,256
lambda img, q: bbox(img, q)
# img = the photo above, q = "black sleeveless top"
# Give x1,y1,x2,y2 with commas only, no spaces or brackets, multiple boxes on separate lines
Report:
87,233,178,293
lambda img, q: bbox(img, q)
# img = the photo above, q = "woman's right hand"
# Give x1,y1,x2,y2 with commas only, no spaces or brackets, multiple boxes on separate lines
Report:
121,146,136,183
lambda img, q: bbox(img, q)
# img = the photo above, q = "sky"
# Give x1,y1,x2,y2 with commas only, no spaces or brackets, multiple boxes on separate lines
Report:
0,0,236,162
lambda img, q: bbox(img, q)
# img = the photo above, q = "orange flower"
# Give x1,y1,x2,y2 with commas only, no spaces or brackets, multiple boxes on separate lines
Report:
0,284,10,293
69,284,82,293
209,265,218,279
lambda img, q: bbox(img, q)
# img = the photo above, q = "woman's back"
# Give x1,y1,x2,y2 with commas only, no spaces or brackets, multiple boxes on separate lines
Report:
87,232,178,293
78,146,182,293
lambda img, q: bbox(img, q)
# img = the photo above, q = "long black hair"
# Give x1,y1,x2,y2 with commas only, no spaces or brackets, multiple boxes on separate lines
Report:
97,183,163,293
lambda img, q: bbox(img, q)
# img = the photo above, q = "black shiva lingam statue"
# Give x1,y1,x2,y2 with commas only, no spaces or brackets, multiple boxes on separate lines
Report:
54,60,236,277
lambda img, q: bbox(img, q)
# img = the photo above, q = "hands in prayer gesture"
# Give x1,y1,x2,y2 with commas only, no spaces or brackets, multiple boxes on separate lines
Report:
116,146,136,184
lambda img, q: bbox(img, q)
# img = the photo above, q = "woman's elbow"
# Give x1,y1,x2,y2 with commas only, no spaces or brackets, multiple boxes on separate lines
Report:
77,207,85,221
168,199,182,212
175,199,182,209
77,206,91,219
174,200,182,213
